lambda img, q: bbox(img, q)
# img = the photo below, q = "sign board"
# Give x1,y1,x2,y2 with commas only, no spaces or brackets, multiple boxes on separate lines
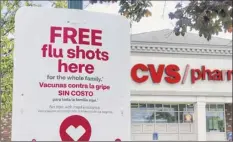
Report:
131,64,233,84
153,132,158,140
12,7,130,141
130,56,232,94
184,113,193,123
227,132,232,141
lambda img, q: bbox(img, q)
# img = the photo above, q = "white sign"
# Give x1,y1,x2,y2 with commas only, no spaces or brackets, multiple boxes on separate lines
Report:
12,7,130,141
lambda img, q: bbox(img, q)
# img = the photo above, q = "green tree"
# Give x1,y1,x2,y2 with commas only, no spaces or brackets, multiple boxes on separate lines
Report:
51,0,68,8
0,1,41,116
168,0,232,40
51,0,152,22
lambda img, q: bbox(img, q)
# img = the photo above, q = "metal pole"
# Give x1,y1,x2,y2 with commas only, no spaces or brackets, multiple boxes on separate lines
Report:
68,0,83,9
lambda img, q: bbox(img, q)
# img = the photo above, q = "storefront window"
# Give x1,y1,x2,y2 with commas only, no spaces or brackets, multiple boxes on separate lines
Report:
179,104,186,111
206,105,209,111
147,104,154,108
131,109,155,123
217,104,224,111
131,103,194,124
206,104,225,132
155,104,163,111
171,105,178,111
163,104,171,111
139,103,146,108
210,104,217,111
131,103,138,108
156,112,178,123
187,104,194,111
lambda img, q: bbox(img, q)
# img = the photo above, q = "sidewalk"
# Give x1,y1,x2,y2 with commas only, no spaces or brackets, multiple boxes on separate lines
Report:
0,113,12,142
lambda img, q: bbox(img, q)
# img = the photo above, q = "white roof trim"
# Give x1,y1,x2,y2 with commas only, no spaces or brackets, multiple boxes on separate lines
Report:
131,42,232,56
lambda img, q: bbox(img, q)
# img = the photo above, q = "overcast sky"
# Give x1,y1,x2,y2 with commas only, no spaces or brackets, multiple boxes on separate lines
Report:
39,1,232,40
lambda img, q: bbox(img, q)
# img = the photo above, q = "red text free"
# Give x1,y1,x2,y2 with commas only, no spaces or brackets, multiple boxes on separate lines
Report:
50,26,102,46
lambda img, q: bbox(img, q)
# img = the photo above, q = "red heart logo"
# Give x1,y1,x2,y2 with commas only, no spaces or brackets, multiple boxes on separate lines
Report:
59,115,92,141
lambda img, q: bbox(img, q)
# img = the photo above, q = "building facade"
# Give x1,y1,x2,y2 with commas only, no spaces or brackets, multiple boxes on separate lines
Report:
0,29,232,142
130,29,232,141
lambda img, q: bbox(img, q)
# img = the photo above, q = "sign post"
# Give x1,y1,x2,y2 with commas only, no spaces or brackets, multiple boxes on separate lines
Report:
68,0,83,9
12,7,130,141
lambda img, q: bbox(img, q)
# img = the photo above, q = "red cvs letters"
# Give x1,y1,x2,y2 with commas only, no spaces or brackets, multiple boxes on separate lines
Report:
131,64,181,84
131,64,233,84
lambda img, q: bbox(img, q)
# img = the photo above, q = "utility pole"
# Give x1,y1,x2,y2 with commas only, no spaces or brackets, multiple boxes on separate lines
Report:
68,0,83,9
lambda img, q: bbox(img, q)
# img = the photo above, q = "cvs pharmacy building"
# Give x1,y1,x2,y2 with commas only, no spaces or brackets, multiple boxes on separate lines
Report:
130,30,232,141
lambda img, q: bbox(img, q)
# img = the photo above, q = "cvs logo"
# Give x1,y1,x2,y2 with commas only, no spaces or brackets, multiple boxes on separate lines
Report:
131,64,181,84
